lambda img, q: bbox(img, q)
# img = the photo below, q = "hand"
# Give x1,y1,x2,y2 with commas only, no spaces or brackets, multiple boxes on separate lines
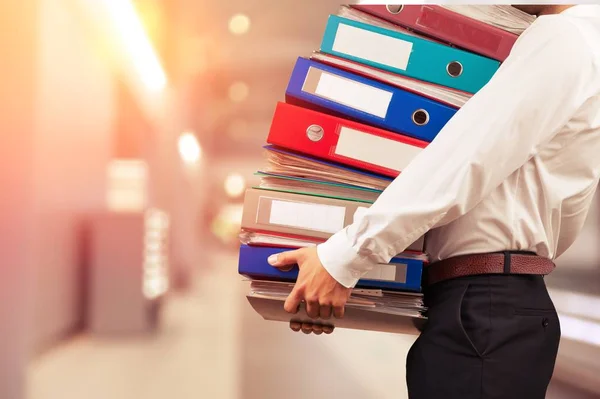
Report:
290,321,334,335
268,247,352,320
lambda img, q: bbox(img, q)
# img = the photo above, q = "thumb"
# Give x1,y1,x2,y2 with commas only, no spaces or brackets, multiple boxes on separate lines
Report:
267,249,301,269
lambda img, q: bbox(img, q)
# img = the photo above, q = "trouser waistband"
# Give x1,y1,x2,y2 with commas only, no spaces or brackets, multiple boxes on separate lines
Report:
424,251,555,286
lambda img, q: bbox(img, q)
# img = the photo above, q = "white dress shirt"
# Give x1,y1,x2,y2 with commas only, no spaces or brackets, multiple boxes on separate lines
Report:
317,5,600,288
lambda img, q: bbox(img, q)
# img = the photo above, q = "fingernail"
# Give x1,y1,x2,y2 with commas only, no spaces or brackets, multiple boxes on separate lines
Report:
267,254,278,265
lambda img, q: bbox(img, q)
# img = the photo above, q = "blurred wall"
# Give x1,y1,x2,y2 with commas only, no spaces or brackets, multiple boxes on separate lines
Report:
149,94,206,289
30,0,116,351
0,1,38,398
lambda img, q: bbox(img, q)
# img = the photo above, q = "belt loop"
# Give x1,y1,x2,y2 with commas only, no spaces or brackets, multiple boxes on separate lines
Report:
503,251,511,274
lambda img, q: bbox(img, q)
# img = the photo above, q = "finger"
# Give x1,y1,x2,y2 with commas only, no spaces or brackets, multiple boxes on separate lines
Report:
284,288,302,314
306,299,320,319
290,321,302,332
267,249,302,269
312,324,323,335
301,323,313,334
323,325,334,334
319,304,332,320
333,303,345,319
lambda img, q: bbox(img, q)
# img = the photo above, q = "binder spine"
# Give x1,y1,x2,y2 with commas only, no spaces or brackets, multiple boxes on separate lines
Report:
351,5,517,61
267,102,427,177
238,245,423,291
320,15,500,93
285,58,457,142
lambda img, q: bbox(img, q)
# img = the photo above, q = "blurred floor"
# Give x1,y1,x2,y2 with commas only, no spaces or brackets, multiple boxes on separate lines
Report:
27,250,244,399
28,248,599,399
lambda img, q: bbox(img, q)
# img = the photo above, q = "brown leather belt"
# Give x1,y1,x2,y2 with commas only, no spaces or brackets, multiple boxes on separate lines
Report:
425,251,555,286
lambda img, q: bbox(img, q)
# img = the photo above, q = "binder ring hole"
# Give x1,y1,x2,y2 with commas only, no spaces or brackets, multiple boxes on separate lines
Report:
447,61,463,78
306,124,324,142
412,110,429,126
385,5,404,14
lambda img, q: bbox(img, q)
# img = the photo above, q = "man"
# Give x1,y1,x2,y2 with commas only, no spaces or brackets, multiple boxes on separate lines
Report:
267,4,600,398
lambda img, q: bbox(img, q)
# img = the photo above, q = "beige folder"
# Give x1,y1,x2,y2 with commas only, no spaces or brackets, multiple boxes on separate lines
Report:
247,295,426,335
242,188,425,252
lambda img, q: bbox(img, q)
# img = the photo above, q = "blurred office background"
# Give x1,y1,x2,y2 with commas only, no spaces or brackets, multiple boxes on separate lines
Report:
1,1,599,398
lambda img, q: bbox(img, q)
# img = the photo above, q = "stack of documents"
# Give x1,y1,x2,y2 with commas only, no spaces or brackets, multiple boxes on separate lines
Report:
247,280,427,334
238,5,534,334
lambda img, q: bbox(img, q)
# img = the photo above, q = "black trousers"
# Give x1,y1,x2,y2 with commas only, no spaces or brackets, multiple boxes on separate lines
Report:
406,274,561,399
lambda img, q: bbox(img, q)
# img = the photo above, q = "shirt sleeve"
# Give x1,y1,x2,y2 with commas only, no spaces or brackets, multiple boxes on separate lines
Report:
317,16,598,288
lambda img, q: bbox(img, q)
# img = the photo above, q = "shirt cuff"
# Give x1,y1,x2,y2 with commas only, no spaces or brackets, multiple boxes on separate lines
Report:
316,230,375,288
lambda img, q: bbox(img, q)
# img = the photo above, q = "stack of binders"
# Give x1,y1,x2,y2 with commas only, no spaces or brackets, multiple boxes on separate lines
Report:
238,5,534,334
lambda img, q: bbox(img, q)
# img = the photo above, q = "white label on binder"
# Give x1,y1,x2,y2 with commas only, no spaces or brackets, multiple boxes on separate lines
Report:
332,23,414,71
363,264,400,282
269,200,346,234
336,126,424,171
313,71,393,118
